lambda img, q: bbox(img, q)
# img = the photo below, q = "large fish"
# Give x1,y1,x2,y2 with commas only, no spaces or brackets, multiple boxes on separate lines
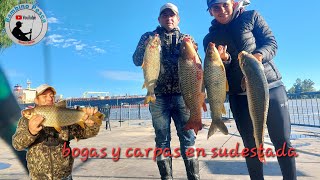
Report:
238,51,269,162
179,37,207,134
204,43,229,139
142,34,161,104
0,67,28,172
22,101,104,133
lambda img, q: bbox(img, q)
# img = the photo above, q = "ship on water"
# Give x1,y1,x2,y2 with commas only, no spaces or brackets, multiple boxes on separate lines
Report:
13,80,146,108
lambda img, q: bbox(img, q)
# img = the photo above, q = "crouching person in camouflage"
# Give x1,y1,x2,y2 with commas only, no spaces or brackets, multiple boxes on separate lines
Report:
12,84,101,180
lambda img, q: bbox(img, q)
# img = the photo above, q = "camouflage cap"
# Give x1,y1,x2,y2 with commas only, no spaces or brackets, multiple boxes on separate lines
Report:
36,84,56,96
159,3,179,16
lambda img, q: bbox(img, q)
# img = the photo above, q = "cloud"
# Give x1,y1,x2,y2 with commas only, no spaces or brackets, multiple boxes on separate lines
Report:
100,71,142,81
75,44,86,51
44,34,64,45
47,17,59,24
43,16,108,57
91,46,106,54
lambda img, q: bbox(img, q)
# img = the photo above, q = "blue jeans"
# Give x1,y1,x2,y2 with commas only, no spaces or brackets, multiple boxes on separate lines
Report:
149,94,196,160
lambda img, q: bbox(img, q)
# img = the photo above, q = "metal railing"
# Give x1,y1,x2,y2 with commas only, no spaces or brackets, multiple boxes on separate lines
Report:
287,92,320,127
97,93,320,128
19,92,320,128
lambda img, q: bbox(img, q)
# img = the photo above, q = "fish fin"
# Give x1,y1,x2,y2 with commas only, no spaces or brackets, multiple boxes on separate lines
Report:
78,121,85,129
226,80,229,92
92,116,103,126
219,64,225,73
141,62,145,68
54,126,62,133
91,113,103,126
202,102,207,112
217,120,229,135
142,83,146,89
55,100,66,107
184,118,202,135
207,120,229,139
221,105,226,115
201,93,207,112
94,111,105,120
207,125,217,140
241,77,246,91
144,95,156,105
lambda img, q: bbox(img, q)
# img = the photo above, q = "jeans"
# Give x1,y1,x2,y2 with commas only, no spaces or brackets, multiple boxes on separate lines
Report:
229,85,296,180
149,94,196,160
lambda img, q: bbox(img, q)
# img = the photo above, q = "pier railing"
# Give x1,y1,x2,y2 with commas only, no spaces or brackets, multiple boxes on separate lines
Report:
287,92,320,127
97,92,320,128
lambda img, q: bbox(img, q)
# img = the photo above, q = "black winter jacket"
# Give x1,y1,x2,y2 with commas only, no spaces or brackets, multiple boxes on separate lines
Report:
203,10,283,95
133,26,197,95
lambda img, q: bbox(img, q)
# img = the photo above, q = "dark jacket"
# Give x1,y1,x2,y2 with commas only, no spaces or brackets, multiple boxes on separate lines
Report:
133,26,197,95
203,10,283,95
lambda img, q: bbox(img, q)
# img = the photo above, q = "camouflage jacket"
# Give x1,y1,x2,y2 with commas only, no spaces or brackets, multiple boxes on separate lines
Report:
133,26,198,95
12,117,101,180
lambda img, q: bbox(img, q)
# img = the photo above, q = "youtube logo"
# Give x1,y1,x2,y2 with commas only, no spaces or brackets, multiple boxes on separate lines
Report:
16,15,22,20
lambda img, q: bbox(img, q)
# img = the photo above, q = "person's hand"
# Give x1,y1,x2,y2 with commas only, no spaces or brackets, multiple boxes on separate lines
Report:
82,107,98,127
253,53,263,63
28,114,44,135
217,45,229,61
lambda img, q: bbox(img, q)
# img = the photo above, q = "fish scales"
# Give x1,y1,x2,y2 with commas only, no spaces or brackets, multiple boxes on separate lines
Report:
22,104,104,132
142,34,161,104
179,38,206,134
238,51,269,162
204,43,229,139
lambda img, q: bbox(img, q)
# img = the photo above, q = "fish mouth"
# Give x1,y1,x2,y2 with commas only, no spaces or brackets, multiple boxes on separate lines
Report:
183,37,191,43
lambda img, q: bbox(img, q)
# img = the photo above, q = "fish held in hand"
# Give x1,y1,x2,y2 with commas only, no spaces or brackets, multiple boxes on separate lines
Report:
22,101,104,133
204,42,229,139
179,37,207,134
142,34,161,104
238,51,269,163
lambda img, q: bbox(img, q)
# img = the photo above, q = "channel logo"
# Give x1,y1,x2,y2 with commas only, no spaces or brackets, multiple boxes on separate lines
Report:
16,15,22,20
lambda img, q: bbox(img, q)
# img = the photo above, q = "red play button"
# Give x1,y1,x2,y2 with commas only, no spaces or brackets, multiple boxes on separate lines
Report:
16,15,22,20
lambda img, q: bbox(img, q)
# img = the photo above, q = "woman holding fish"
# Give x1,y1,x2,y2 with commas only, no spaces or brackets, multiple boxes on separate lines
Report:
12,84,102,179
203,0,296,179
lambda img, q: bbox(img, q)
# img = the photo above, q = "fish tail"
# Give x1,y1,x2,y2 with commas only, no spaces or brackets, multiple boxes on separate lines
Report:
257,143,266,163
208,117,229,139
144,95,156,105
91,116,103,126
201,93,207,112
217,120,228,135
258,153,266,163
207,126,217,140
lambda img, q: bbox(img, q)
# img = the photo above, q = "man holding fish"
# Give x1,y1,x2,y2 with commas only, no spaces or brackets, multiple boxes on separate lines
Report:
203,0,296,179
133,3,200,180
12,84,102,180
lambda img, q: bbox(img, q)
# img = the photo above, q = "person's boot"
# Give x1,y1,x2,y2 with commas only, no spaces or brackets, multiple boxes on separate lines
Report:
184,159,200,180
156,158,173,180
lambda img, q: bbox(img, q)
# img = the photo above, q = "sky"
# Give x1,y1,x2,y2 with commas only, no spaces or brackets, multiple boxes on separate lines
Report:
1,0,320,98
